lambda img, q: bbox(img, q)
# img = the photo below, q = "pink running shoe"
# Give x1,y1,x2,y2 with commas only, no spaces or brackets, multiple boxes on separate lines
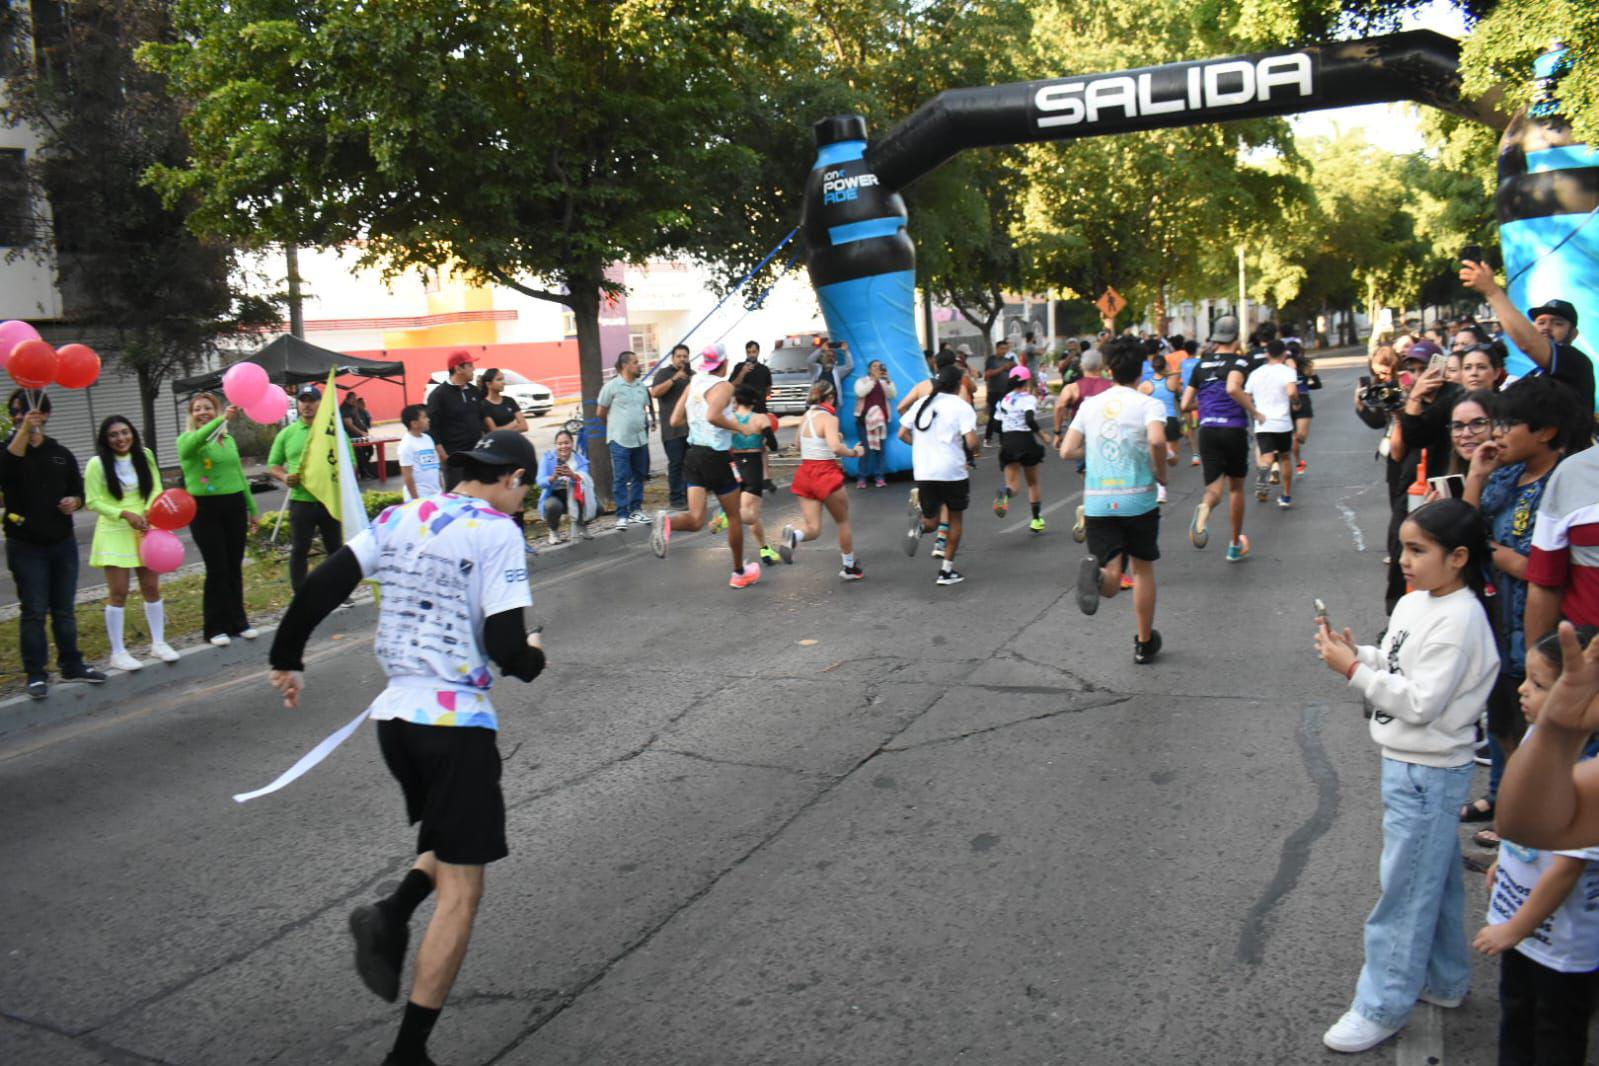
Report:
730,562,762,589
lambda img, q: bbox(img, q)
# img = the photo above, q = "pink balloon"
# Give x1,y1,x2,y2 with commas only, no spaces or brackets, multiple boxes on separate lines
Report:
140,529,185,574
222,361,270,408
0,320,41,368
246,383,289,423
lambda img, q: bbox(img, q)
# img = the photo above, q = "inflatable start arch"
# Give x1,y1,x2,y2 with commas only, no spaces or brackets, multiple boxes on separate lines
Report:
801,31,1589,473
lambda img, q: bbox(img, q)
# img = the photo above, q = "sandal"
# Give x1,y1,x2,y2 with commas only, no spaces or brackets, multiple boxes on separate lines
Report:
1473,828,1501,849
1460,799,1495,823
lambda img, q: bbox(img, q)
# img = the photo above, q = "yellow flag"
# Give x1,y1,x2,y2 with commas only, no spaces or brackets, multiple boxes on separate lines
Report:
300,370,369,539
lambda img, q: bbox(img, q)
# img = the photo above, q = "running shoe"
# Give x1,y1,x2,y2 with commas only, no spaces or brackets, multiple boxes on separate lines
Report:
1133,629,1163,665
1072,504,1086,543
1269,463,1281,485
874,478,886,488
931,532,947,558
904,489,922,557
350,902,406,1002
709,512,729,534
577,524,593,541
778,524,800,564
994,487,1009,518
857,479,868,489
935,568,965,586
1190,456,1200,467
1075,556,1101,616
1226,535,1250,563
547,531,561,546
631,511,651,525
1119,572,1134,590
151,642,180,663
615,514,631,530
1296,458,1307,475
238,628,260,640
650,510,670,557
1255,480,1270,503
1029,516,1046,534
26,680,47,700
759,545,780,565
730,562,762,589
840,564,865,581
1189,501,1210,549
210,634,232,647
61,666,107,684
1277,495,1292,510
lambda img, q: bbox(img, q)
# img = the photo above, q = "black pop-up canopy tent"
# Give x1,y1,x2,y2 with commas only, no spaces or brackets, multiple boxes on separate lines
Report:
174,334,407,394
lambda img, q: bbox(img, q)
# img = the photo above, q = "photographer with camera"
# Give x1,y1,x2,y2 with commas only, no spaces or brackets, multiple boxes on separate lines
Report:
1355,344,1422,613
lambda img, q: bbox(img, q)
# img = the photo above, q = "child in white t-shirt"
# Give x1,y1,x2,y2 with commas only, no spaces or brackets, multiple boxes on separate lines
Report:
1475,625,1599,1065
397,404,442,501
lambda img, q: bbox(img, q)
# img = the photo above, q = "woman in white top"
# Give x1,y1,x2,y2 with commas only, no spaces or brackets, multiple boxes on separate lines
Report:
1314,498,1500,1053
778,379,866,580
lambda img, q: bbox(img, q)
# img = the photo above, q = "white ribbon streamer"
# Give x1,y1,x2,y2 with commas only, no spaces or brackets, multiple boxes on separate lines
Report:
232,706,371,803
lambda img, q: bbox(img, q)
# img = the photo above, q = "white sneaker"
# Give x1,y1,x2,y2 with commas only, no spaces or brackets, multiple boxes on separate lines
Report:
615,515,630,530
238,628,260,640
1157,483,1168,505
108,651,144,672
1322,1011,1400,1053
209,634,232,647
151,642,180,663
630,511,651,525
548,531,561,546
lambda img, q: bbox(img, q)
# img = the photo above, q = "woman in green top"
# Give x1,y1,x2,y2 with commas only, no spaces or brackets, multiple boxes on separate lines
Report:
179,391,260,646
84,415,175,671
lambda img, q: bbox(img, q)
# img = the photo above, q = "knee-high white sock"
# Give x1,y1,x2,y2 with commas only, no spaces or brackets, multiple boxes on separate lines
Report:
105,606,126,656
144,600,166,646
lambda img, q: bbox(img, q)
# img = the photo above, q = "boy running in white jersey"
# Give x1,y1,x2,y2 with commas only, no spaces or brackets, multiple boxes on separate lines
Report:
1244,339,1300,508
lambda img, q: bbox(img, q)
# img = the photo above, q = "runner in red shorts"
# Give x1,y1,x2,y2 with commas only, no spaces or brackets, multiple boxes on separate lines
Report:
779,379,867,580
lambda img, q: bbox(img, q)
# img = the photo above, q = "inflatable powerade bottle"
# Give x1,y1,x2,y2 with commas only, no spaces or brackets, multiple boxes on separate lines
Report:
802,115,922,475
1495,42,1598,408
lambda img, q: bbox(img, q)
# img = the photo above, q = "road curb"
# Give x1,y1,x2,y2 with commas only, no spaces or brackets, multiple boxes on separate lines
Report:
0,600,379,739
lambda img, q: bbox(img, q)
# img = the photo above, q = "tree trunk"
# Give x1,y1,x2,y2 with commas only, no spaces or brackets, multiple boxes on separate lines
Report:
566,277,615,509
137,364,161,463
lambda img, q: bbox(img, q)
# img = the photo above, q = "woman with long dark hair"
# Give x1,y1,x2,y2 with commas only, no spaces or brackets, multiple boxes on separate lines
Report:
178,392,258,647
84,416,174,670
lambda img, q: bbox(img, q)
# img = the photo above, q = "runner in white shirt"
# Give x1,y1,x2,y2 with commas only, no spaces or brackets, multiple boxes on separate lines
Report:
992,366,1054,533
396,404,442,501
266,430,547,1066
900,365,980,586
1244,339,1300,508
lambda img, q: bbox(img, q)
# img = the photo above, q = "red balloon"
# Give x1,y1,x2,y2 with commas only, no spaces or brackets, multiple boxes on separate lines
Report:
54,344,101,389
147,488,198,531
7,339,57,390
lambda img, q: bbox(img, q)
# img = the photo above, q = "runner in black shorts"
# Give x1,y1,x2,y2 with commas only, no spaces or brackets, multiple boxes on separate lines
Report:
730,385,779,565
267,430,547,1066
1180,316,1259,562
991,365,1053,533
901,365,981,585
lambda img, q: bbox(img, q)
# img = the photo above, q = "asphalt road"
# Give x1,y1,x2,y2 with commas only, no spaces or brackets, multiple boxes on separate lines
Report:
0,367,1521,1064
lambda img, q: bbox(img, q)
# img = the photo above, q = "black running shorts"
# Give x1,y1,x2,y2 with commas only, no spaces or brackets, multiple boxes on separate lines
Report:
378,719,507,866
1256,431,1294,457
1198,426,1250,482
1294,396,1314,420
684,444,740,496
917,478,970,517
1085,508,1161,564
998,430,1045,468
733,451,764,497
1165,417,1182,443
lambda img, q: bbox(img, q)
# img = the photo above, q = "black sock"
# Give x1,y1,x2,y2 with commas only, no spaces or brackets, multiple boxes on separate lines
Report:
383,868,435,924
1031,501,1041,518
390,1002,441,1065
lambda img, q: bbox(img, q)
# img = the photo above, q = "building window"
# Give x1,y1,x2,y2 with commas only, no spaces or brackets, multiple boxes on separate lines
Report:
629,325,659,359
0,149,31,248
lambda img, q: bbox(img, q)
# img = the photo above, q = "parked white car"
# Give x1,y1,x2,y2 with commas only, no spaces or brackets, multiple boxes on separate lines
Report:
423,368,553,416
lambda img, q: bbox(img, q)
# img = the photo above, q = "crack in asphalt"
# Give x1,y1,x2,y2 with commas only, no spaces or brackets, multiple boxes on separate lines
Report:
2,1009,176,1064
883,694,1135,753
646,747,821,778
1236,702,1340,965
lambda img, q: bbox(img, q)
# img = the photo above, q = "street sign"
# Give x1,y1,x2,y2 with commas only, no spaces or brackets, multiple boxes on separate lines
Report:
1095,287,1126,321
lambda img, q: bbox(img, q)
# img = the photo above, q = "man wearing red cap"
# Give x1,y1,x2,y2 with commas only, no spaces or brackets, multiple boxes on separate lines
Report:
425,351,484,490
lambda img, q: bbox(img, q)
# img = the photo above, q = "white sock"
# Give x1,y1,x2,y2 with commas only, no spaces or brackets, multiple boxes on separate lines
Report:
842,552,855,567
145,600,166,645
105,606,126,656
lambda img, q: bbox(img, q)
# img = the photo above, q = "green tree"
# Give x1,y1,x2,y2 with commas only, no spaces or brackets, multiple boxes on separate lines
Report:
145,0,827,502
2,0,278,451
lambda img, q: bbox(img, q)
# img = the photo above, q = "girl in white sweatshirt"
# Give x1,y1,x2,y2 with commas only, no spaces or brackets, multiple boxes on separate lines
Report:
1315,498,1500,1054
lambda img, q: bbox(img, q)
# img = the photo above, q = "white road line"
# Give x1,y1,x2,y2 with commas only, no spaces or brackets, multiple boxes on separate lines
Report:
997,490,1082,535
1395,1003,1444,1066
1335,483,1373,552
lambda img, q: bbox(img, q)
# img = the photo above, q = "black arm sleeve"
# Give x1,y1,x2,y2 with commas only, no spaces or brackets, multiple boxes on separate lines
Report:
483,608,547,682
1024,410,1041,433
268,547,365,670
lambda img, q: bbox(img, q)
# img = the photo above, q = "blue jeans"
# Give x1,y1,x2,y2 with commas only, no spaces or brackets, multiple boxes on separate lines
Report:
6,536,85,681
1353,758,1474,1027
609,442,649,516
856,418,884,481
662,436,689,507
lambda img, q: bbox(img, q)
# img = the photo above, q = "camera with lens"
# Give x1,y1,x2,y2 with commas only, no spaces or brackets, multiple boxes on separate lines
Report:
1358,379,1405,411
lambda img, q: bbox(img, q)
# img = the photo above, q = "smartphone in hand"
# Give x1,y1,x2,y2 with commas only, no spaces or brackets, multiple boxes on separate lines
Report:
1428,474,1467,499
1461,244,1483,265
1314,597,1330,629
